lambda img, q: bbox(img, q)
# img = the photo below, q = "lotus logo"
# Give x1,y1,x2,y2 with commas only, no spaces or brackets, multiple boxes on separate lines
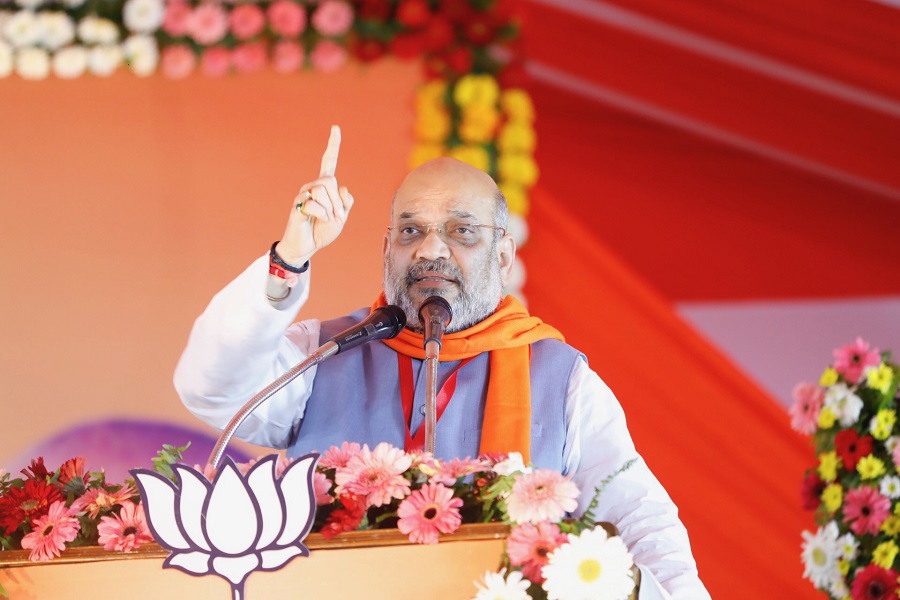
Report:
131,454,317,600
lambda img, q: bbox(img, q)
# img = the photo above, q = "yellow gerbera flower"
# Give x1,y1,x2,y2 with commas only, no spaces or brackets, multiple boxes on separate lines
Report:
818,451,841,482
882,515,900,536
498,121,537,154
857,455,886,480
872,540,899,569
498,153,539,187
453,74,500,108
500,89,535,121
818,407,836,429
871,409,896,441
820,367,839,387
821,484,843,513
868,363,894,395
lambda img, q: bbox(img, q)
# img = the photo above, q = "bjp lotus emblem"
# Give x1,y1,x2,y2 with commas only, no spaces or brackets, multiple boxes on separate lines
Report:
131,454,317,600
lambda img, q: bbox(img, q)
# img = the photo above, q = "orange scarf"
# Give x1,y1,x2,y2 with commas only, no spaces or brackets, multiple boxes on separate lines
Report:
373,293,565,463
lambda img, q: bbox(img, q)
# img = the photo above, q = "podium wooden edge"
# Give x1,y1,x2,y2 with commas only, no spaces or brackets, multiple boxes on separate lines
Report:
0,522,512,568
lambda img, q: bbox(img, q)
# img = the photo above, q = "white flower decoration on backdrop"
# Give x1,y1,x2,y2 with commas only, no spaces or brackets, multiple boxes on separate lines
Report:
132,454,318,600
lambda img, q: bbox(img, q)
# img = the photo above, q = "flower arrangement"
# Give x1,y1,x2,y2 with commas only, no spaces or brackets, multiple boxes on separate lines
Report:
0,0,538,293
792,338,900,599
1,442,636,600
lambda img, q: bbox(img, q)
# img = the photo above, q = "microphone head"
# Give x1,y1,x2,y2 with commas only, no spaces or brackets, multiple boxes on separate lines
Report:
375,304,407,338
418,296,452,327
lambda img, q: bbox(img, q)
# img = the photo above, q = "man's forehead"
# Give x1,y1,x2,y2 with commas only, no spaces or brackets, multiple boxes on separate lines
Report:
392,194,493,222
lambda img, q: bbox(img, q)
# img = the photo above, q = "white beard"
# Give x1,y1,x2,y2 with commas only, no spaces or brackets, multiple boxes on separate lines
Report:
383,250,504,333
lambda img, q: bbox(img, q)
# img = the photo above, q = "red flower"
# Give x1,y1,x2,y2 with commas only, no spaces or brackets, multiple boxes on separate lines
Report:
58,457,88,487
21,457,49,481
0,478,63,535
461,12,497,46
800,471,826,511
438,0,473,24
444,45,472,75
422,15,455,52
320,493,368,539
396,0,431,28
356,0,391,21
835,429,874,471
851,565,899,600
351,37,387,62
390,32,426,60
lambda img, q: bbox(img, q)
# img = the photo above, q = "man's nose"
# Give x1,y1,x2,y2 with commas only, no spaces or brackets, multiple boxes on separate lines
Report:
415,227,452,261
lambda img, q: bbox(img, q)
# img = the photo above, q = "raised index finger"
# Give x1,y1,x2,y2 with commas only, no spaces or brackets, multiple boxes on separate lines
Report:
319,125,341,178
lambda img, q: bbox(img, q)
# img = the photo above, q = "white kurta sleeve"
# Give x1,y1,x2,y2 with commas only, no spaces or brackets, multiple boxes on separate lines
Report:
563,358,711,600
173,254,323,449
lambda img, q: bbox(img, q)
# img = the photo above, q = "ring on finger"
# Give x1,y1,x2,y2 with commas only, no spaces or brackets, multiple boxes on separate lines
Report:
295,201,304,210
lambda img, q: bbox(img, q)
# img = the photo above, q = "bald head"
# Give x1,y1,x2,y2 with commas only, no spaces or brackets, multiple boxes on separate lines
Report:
392,157,508,230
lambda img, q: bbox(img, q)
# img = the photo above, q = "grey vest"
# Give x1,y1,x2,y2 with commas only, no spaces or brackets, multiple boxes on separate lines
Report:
286,308,583,473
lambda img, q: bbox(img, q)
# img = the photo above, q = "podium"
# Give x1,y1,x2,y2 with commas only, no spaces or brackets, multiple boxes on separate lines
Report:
0,524,507,599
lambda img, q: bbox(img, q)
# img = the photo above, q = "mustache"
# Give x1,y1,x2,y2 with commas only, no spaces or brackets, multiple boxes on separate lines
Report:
404,259,462,285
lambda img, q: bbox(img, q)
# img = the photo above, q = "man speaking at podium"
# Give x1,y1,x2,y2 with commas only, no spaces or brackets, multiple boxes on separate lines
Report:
175,126,710,599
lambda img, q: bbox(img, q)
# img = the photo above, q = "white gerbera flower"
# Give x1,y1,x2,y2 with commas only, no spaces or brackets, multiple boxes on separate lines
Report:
801,522,840,590
77,15,118,44
4,10,42,48
885,436,900,455
15,45,48,78
87,43,120,76
881,475,900,499
493,452,532,476
836,532,858,561
471,568,531,600
51,44,86,77
824,383,863,427
0,40,12,77
38,11,74,50
122,0,163,33
15,0,42,10
829,576,849,599
122,34,156,76
542,528,636,600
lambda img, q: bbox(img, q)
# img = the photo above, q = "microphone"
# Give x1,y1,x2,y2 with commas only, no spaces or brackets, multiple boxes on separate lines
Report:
207,305,406,469
327,305,407,354
419,296,452,353
419,296,452,455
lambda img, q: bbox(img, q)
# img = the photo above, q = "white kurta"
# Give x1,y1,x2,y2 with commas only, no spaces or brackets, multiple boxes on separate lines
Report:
175,255,712,600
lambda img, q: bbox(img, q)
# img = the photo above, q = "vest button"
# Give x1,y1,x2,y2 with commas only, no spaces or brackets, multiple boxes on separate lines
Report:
419,405,426,416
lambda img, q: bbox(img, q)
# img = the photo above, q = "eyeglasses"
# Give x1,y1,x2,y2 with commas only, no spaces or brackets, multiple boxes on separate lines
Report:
387,221,507,247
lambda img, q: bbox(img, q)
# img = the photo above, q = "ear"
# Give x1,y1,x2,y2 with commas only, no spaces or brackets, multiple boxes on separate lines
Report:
497,233,516,288
382,231,390,258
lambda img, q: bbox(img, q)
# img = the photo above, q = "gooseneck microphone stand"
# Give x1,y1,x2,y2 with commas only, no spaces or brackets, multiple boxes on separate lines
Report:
207,305,407,470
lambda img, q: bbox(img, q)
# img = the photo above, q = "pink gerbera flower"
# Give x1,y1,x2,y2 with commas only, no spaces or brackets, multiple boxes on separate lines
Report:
70,484,137,519
505,469,579,525
20,500,81,562
97,500,154,552
335,443,412,507
506,521,568,583
319,441,362,470
426,456,490,486
397,482,463,544
843,486,891,536
833,337,880,384
789,382,825,435
313,471,334,506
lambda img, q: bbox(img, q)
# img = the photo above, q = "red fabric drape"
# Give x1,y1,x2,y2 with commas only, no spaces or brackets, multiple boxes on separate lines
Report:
522,186,820,600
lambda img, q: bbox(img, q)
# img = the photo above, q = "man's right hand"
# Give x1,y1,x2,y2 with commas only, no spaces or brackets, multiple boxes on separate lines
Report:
275,125,355,266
